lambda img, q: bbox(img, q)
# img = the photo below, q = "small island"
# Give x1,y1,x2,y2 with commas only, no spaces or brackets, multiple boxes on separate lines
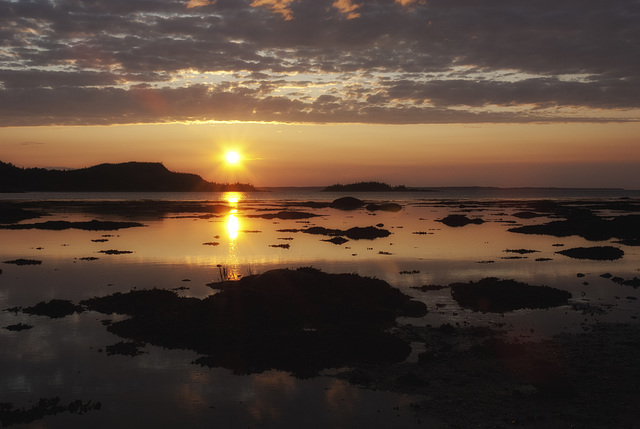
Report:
0,161,257,192
323,181,416,192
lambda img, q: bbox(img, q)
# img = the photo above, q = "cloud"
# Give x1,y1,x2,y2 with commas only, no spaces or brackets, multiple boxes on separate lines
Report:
1,0,638,126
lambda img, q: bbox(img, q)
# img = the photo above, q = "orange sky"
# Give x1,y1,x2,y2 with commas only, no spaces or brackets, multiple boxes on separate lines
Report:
1,0,639,188
1,121,639,188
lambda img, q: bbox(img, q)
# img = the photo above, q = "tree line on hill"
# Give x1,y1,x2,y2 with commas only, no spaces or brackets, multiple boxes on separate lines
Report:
0,161,256,192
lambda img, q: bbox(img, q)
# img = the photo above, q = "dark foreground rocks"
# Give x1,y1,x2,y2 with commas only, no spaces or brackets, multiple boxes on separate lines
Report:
304,226,391,240
438,214,484,227
556,246,624,261
330,196,365,210
0,398,101,427
0,219,145,231
247,211,320,220
0,202,41,224
449,278,572,312
509,211,640,242
22,299,84,318
3,259,42,266
340,323,640,429
82,268,427,378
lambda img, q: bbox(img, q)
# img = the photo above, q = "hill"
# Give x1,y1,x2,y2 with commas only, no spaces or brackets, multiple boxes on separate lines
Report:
0,161,256,192
323,181,412,192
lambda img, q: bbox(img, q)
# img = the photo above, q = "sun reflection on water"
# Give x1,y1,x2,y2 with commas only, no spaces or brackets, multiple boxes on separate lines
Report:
227,211,239,241
223,192,243,279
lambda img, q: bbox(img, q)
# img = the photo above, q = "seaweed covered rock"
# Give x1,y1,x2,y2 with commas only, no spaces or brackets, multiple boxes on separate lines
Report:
23,299,84,318
450,278,572,313
0,219,145,231
556,246,624,261
82,268,426,377
3,259,42,266
365,203,402,212
303,226,391,239
509,213,640,242
330,197,365,210
439,214,484,227
0,202,41,224
247,211,320,220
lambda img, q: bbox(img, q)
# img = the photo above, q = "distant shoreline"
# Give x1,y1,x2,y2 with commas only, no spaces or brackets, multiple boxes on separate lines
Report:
0,161,257,193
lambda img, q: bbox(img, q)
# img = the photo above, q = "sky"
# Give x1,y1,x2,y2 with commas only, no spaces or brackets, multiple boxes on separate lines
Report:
1,0,639,187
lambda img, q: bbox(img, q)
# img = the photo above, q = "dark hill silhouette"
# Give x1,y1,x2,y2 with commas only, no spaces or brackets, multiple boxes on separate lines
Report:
0,161,256,192
323,181,411,192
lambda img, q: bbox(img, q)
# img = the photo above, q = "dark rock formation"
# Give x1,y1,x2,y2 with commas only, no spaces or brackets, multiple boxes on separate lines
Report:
0,220,144,231
304,226,391,239
22,299,84,318
329,196,365,210
556,246,624,261
4,323,33,331
509,212,640,242
105,341,147,357
323,182,410,192
3,259,42,266
365,203,402,212
82,268,427,378
512,211,546,219
0,397,101,427
98,250,134,255
0,160,256,192
449,277,572,312
323,237,349,245
247,211,320,220
0,202,41,223
439,214,485,227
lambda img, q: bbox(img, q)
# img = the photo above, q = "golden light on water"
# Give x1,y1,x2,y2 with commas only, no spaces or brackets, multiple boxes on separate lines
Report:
223,191,242,241
227,212,239,241
224,191,242,205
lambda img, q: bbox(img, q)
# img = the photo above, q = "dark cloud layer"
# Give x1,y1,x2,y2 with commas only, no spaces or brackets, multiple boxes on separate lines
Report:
1,0,638,126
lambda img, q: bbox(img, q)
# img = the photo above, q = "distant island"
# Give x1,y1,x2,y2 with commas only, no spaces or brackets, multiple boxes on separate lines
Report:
0,161,257,192
323,181,422,192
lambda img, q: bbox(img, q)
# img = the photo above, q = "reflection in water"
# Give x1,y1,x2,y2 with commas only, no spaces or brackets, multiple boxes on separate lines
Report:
223,191,243,206
223,192,242,279
227,211,239,241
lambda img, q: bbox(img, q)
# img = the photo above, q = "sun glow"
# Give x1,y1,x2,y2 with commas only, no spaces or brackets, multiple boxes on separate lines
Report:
225,151,241,165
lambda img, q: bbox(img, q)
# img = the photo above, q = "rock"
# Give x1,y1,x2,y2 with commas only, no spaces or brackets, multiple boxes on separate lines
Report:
450,277,572,312
4,323,33,331
439,214,484,227
556,246,624,261
330,197,365,210
82,268,426,378
0,202,41,223
248,211,320,220
98,250,134,255
323,237,349,245
22,299,84,318
365,203,402,212
0,219,145,231
105,341,147,357
512,211,545,219
509,213,640,242
3,259,42,266
303,226,391,240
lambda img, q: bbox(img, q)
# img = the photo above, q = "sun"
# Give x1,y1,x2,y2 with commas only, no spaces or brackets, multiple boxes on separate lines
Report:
225,151,241,165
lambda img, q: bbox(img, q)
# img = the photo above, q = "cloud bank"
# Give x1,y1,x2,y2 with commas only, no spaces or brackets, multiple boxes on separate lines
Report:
1,0,638,126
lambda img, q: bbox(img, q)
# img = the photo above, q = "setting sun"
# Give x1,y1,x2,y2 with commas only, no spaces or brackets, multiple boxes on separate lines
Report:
225,151,241,165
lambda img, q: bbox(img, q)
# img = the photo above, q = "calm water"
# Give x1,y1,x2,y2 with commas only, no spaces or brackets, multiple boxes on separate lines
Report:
1,189,639,428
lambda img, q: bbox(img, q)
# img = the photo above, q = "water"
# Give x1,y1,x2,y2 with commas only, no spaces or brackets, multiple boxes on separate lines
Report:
2,186,639,202
1,189,639,427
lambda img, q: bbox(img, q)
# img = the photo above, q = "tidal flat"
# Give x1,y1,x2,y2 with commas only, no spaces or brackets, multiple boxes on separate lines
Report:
1,191,639,428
